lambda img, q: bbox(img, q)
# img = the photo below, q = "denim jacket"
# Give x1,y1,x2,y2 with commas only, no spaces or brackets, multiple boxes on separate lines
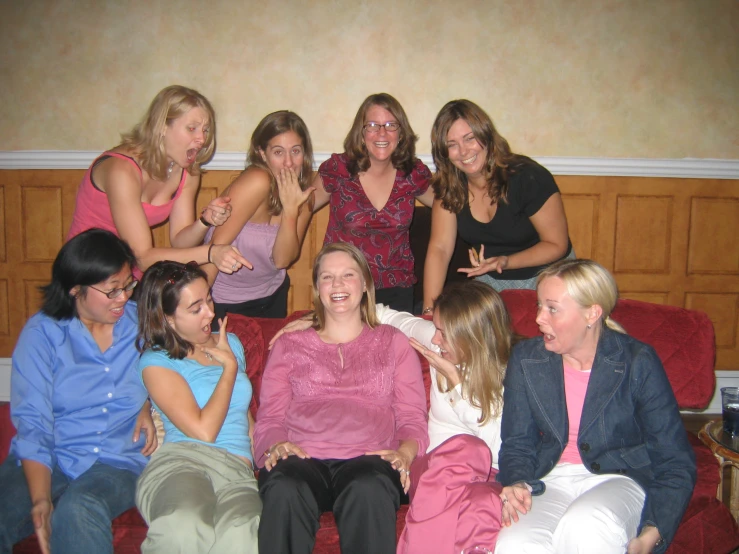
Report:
497,328,696,552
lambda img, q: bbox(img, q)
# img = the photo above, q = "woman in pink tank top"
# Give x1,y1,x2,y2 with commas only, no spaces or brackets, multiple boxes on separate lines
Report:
204,111,315,321
67,85,251,276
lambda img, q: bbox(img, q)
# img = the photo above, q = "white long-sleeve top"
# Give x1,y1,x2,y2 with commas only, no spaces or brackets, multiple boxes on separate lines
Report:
376,304,502,467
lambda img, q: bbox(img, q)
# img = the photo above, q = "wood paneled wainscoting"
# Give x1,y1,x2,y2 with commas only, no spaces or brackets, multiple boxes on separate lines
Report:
0,169,737,369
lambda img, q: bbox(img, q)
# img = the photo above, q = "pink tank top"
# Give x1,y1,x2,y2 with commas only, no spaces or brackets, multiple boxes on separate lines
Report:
66,152,187,241
559,363,591,465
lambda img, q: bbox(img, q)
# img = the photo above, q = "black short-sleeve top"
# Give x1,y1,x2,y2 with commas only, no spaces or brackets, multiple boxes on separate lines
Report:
455,159,572,281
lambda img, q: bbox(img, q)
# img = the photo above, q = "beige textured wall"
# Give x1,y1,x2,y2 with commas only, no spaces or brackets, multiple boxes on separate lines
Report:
1,0,737,158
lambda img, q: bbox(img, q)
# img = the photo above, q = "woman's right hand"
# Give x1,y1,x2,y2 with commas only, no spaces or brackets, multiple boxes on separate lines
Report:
409,338,462,387
500,482,533,527
209,244,253,274
31,499,53,554
268,312,314,349
202,317,237,371
263,441,310,471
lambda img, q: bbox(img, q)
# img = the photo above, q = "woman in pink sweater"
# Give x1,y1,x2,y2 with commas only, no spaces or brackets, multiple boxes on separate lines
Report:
254,242,428,554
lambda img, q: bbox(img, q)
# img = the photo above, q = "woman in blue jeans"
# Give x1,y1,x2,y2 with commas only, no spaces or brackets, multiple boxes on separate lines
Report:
0,229,157,554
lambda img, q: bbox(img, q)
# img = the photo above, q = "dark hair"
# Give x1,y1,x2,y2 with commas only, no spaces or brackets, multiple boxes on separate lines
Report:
246,110,315,215
431,99,528,213
136,261,209,359
343,93,419,176
41,228,137,320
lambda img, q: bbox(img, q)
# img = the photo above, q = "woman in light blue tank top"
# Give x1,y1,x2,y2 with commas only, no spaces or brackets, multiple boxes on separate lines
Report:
204,111,316,321
134,261,260,554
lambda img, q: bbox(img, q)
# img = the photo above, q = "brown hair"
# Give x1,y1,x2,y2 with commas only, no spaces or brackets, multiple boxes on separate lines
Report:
119,85,216,181
246,110,315,216
343,93,418,176
536,258,626,334
434,281,513,424
136,261,210,359
311,242,379,330
431,99,527,213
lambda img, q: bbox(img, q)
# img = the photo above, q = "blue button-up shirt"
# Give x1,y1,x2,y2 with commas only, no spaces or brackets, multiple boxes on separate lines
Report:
10,302,148,479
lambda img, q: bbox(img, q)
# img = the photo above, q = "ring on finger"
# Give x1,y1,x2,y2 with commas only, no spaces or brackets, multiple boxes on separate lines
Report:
232,263,237,270
501,497,509,504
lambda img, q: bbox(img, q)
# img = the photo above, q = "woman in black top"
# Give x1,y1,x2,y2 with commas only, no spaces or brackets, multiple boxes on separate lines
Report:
422,99,572,312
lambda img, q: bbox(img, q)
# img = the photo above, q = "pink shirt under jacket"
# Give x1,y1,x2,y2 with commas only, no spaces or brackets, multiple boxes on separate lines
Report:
254,324,429,468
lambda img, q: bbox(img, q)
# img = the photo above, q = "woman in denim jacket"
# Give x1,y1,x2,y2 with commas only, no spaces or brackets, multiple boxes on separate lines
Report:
496,259,695,554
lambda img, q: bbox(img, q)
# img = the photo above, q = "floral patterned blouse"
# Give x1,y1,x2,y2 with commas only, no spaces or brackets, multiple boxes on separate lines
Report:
319,153,431,289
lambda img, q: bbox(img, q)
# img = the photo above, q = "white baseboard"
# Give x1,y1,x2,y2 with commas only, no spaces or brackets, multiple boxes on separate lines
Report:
0,357,735,412
0,359,9,403
0,151,738,179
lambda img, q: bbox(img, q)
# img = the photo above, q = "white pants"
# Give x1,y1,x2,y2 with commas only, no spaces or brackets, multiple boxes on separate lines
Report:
495,463,646,554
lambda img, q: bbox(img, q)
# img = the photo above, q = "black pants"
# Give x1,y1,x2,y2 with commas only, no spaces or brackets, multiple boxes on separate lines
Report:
213,275,290,330
257,455,406,554
375,285,414,314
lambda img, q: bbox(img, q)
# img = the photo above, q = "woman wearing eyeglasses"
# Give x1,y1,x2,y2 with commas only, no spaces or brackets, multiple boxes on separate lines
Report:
0,228,157,554
135,261,260,554
311,93,435,313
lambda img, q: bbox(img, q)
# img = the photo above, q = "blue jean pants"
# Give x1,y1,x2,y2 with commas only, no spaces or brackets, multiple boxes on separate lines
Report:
0,453,138,554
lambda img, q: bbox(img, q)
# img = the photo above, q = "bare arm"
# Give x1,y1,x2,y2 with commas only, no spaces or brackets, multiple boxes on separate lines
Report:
422,198,458,309
507,193,569,269
102,161,249,272
272,169,315,268
141,322,238,443
310,173,331,212
416,187,435,208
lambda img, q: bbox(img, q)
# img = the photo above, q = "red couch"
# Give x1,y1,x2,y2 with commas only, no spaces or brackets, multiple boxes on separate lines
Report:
3,289,739,553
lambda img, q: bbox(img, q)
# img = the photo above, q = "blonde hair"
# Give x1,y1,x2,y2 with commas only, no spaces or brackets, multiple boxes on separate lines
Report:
246,110,315,216
435,281,513,424
119,85,216,181
311,242,379,330
536,258,626,334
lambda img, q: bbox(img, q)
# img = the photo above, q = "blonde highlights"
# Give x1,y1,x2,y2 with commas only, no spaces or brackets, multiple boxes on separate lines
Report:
119,85,216,181
311,242,379,331
430,99,525,213
435,281,513,424
536,258,626,334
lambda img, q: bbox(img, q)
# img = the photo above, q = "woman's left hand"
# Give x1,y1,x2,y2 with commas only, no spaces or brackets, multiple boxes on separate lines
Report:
133,401,158,456
457,245,509,278
366,448,414,493
202,196,233,227
500,482,533,527
409,338,461,387
627,526,662,554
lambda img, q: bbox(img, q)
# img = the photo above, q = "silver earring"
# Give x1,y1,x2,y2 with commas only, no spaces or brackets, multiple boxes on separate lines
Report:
587,324,592,329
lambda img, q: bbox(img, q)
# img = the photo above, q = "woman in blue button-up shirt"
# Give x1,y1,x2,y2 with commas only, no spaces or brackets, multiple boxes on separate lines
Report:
0,229,157,554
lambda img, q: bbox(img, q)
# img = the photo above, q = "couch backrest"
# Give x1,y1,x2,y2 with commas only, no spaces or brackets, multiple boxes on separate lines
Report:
500,289,716,409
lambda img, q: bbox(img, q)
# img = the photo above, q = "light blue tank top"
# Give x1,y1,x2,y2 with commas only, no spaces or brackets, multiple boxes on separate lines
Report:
138,333,253,462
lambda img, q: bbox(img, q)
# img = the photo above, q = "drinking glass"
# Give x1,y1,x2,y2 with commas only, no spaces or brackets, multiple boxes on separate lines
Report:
721,387,739,436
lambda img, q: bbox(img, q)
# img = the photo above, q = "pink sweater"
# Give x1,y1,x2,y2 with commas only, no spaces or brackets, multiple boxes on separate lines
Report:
254,324,429,467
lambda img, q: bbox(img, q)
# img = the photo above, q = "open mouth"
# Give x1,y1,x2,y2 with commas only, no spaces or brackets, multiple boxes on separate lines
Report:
461,154,478,165
186,148,199,164
373,141,390,148
330,293,349,302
